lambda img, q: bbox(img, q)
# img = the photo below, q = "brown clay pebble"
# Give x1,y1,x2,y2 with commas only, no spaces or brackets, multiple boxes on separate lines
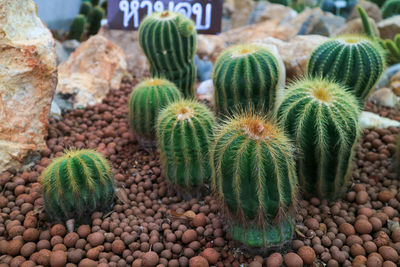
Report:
142,251,159,267
78,258,97,267
367,255,383,267
356,191,369,204
50,250,67,267
7,239,23,256
87,232,104,247
50,224,66,237
378,190,394,203
382,261,397,267
77,225,91,238
297,246,316,264
266,253,283,267
182,229,197,244
355,219,373,234
193,213,207,227
249,261,262,267
353,255,367,266
201,248,219,264
305,218,319,230
189,256,209,267
378,246,399,262
339,223,355,236
112,240,125,254
284,252,303,267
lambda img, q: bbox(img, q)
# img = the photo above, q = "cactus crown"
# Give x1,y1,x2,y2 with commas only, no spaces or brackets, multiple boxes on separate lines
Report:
157,99,215,188
40,149,115,223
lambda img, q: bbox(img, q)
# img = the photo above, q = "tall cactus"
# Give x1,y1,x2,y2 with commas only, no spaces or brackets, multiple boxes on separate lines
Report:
88,6,104,36
157,100,215,188
128,78,182,148
307,35,386,103
212,44,284,117
68,15,86,41
79,2,92,17
211,112,297,248
138,11,197,97
40,149,115,223
382,0,400,19
276,78,360,199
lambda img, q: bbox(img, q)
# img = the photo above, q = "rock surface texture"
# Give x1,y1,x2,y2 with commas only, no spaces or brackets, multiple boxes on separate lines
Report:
56,35,127,108
0,0,57,173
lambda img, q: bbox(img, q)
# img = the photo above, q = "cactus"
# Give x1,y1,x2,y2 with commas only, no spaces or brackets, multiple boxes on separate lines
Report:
88,6,104,36
382,0,400,19
91,0,100,6
307,35,386,103
128,78,182,147
138,11,197,97
40,149,115,223
211,112,297,248
79,2,92,17
157,100,215,188
276,77,360,200
212,44,284,117
68,15,86,41
383,34,400,64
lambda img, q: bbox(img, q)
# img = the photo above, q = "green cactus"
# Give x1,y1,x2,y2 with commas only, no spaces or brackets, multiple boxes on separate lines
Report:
156,100,215,188
367,0,386,7
382,0,400,19
91,0,100,6
383,35,400,64
40,149,115,223
79,2,92,17
128,78,182,148
88,6,104,36
101,0,108,16
307,35,386,103
211,112,298,248
68,15,86,41
276,78,360,200
138,11,197,97
212,44,284,117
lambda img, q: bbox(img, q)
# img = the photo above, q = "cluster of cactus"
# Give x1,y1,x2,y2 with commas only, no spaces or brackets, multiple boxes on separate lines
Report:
138,11,197,98
68,0,105,41
382,0,400,19
128,78,182,148
211,112,298,247
40,149,115,224
156,100,215,188
212,44,284,117
307,34,385,103
276,78,360,199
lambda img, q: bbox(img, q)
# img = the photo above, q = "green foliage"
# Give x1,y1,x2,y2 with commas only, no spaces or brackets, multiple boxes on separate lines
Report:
128,78,182,147
357,6,375,38
307,35,386,103
138,11,197,98
367,0,386,7
156,100,215,188
88,6,104,36
382,0,400,19
212,44,283,117
79,2,92,17
101,0,108,16
68,15,86,41
40,149,115,223
269,0,290,5
91,0,100,6
211,112,297,248
276,78,360,200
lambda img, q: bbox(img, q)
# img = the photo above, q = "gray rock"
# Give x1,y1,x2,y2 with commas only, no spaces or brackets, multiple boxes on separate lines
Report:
347,0,382,22
378,15,400,40
55,40,69,65
297,9,346,36
53,93,74,113
50,100,62,119
377,63,400,87
63,39,81,53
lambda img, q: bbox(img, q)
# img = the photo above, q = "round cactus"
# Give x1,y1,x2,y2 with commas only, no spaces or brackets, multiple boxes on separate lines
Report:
276,77,360,200
79,2,92,17
382,0,400,19
212,44,284,117
68,15,86,41
156,100,215,188
40,149,115,223
128,78,182,148
88,6,104,36
138,11,197,97
307,35,386,103
211,112,298,248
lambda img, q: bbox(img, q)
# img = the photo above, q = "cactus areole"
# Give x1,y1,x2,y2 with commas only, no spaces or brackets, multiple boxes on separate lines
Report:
211,113,298,248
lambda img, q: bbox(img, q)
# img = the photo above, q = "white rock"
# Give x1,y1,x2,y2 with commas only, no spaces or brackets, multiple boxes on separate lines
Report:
369,88,399,108
0,0,57,172
359,111,400,129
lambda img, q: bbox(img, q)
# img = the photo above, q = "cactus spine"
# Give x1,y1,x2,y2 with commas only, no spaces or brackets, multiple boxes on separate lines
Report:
138,11,197,97
382,0,400,19
88,6,104,36
128,78,182,147
211,113,297,248
157,100,215,188
68,15,86,41
40,149,115,223
276,78,360,199
307,35,386,103
212,44,283,117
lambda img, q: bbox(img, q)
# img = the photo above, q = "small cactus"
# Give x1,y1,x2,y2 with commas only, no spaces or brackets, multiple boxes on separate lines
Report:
91,0,100,6
139,11,197,97
68,15,86,41
276,77,360,200
212,44,284,117
382,0,400,19
79,2,92,17
383,35,400,64
88,6,104,36
156,100,215,188
211,112,297,248
307,35,386,103
40,149,115,223
128,78,182,148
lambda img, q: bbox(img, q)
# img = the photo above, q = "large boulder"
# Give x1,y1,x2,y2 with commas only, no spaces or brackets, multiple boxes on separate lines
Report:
378,15,400,40
225,0,255,29
248,1,297,25
0,0,57,172
347,0,382,22
56,35,127,108
334,17,380,36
